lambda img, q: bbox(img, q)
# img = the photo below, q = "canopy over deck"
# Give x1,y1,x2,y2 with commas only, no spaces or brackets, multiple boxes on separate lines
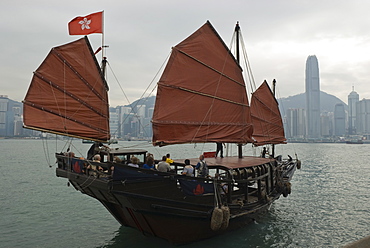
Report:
175,156,273,170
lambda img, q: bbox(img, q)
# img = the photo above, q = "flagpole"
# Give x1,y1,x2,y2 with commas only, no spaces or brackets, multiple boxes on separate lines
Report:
101,10,105,61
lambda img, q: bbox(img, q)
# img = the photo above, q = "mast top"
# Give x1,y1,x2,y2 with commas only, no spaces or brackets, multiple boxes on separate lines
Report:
235,21,240,32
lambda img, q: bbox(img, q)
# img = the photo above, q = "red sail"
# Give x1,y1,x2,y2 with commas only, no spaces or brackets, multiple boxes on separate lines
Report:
152,21,253,146
23,37,110,141
250,81,286,146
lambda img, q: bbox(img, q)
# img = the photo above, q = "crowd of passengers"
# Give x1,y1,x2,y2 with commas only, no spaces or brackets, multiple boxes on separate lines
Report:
63,142,210,178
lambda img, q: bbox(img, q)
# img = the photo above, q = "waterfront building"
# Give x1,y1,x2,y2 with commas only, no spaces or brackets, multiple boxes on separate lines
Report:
117,106,132,138
305,55,321,139
109,108,119,138
356,99,370,139
0,95,23,137
321,112,333,137
285,108,306,139
348,87,359,134
13,107,23,136
136,105,146,118
334,103,346,136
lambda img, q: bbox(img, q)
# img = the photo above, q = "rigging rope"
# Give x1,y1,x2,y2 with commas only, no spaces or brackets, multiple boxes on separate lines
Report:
239,32,257,94
41,134,53,167
106,59,159,139
104,53,170,157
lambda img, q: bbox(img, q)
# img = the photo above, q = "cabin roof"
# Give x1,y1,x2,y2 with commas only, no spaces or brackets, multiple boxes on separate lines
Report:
174,156,273,170
105,148,147,155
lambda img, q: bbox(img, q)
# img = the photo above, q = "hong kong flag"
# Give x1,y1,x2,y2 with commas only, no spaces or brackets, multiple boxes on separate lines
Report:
68,11,103,35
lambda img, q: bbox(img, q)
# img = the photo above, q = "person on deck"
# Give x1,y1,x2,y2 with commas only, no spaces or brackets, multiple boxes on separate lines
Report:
113,156,122,163
92,154,101,162
87,154,103,172
196,154,209,178
215,142,225,158
182,159,194,176
157,156,171,172
128,156,139,168
166,153,174,164
261,147,267,158
143,156,155,170
87,142,109,160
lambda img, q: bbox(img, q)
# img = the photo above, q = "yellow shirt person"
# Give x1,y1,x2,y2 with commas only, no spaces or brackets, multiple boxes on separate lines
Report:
165,153,174,164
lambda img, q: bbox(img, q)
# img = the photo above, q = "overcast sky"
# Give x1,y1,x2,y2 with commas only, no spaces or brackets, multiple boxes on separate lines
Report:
2,0,370,107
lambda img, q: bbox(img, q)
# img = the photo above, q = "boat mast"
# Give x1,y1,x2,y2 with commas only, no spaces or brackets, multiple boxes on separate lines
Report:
235,22,243,159
101,56,107,78
235,22,240,65
272,79,276,158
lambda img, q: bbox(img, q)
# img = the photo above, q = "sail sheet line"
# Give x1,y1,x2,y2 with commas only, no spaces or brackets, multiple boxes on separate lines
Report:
175,48,245,88
32,72,109,119
239,32,257,93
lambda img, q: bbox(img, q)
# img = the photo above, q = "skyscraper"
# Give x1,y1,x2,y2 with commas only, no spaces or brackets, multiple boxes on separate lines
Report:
286,108,306,139
0,95,22,136
305,55,321,138
334,103,346,136
356,99,370,137
348,86,359,134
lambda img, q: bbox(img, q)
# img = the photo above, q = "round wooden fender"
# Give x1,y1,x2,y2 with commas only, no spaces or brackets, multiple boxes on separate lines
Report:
210,207,223,231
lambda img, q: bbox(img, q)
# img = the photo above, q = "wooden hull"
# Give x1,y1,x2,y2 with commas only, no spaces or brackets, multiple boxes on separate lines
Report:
55,152,297,244
56,169,280,244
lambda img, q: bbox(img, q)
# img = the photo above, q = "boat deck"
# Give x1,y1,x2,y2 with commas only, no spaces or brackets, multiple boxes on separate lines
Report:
175,156,274,170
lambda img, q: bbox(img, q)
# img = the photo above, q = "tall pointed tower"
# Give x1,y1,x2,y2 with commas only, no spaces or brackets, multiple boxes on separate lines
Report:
348,86,359,135
305,55,321,138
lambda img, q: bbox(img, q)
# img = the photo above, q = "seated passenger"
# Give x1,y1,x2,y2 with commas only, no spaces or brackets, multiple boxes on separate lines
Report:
182,159,194,176
166,153,174,164
143,156,155,170
128,156,139,168
113,156,122,163
157,156,171,172
87,154,103,172
93,154,101,162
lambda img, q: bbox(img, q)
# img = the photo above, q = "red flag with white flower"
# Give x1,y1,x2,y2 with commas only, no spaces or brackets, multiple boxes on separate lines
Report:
68,11,103,35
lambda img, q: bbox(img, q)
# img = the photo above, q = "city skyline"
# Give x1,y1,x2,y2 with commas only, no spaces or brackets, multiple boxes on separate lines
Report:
2,84,369,139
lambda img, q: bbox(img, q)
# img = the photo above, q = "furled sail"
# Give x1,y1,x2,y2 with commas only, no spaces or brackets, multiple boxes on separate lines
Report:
23,37,110,141
152,21,254,146
250,80,286,146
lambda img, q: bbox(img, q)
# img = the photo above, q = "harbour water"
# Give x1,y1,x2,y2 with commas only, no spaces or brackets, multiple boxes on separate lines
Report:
1,139,369,248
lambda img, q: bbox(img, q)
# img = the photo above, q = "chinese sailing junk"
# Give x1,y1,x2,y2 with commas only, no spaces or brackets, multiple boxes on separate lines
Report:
23,21,300,244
